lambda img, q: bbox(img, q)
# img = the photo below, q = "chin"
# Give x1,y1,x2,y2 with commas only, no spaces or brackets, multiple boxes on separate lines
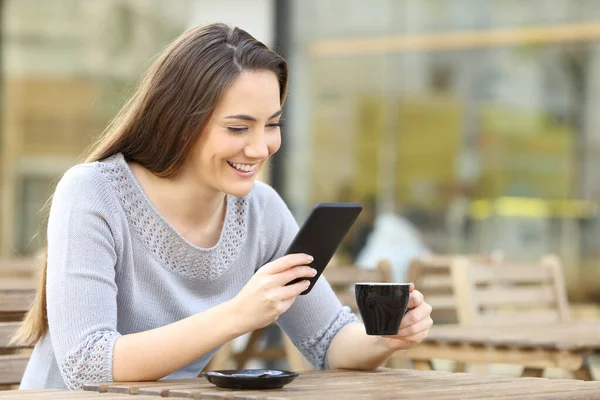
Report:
223,181,256,197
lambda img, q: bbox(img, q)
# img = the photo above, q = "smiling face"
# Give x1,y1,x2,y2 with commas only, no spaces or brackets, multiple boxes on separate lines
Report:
181,70,282,197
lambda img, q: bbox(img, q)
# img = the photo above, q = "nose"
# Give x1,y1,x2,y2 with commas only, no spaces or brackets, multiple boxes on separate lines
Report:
244,131,269,160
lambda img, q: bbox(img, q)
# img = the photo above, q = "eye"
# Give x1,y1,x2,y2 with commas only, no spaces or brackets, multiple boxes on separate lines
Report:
266,121,284,130
227,126,248,133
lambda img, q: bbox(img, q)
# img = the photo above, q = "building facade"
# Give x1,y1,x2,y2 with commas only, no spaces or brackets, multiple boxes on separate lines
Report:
2,0,600,300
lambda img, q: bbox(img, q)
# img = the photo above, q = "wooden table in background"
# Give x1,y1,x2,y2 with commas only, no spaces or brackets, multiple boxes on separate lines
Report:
396,321,600,379
0,277,35,387
6,369,600,399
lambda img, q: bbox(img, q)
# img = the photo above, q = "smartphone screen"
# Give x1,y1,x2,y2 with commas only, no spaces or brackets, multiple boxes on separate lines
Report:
284,203,362,295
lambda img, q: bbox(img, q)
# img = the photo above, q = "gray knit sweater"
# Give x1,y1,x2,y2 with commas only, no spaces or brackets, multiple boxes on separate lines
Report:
19,153,357,390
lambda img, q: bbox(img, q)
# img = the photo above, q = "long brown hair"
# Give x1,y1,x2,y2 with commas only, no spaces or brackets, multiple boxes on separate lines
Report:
12,23,288,346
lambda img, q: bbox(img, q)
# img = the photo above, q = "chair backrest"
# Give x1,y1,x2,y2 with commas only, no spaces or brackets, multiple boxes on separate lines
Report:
407,253,502,324
324,260,393,312
451,254,569,326
0,278,36,323
0,257,38,279
0,322,31,387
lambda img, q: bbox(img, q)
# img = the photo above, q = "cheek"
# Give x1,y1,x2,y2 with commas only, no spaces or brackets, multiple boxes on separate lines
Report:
211,137,242,163
267,133,282,155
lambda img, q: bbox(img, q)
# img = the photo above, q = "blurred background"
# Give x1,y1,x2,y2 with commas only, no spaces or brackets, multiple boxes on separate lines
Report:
2,0,600,305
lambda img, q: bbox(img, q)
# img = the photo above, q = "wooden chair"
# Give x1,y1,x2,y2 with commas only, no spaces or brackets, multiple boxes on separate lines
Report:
0,256,38,323
451,254,569,327
0,322,31,389
0,278,36,323
407,253,503,325
0,257,38,279
0,274,36,389
0,256,42,388
392,253,502,371
449,254,585,378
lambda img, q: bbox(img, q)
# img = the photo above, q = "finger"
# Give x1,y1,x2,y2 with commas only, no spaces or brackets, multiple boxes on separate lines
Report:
260,253,314,275
397,316,433,337
399,301,433,329
409,283,415,292
274,265,317,286
407,289,424,310
274,279,311,301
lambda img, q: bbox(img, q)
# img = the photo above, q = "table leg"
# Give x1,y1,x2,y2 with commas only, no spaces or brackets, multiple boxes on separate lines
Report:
522,367,544,377
573,357,593,381
452,362,466,373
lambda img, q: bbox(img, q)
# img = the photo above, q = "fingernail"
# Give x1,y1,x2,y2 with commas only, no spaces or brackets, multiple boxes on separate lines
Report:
307,255,314,262
310,268,318,276
305,280,311,287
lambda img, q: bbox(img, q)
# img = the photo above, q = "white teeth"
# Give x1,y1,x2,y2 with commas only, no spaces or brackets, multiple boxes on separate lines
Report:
230,162,257,172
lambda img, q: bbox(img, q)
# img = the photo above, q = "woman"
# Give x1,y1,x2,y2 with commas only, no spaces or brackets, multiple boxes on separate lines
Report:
16,23,433,390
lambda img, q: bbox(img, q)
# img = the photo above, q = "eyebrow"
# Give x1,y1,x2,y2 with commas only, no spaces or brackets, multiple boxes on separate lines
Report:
224,110,283,121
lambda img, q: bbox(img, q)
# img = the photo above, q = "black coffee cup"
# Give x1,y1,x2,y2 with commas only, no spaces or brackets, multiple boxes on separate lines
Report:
355,283,411,336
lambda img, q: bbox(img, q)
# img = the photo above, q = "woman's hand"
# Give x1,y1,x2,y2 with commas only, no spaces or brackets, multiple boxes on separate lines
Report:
230,253,317,333
381,284,433,351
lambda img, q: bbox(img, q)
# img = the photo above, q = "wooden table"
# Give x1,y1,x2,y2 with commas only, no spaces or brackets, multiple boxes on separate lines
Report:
396,321,600,379
6,369,600,399
0,390,166,399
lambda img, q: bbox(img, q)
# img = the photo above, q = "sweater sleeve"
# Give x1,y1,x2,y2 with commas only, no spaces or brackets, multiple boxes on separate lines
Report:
258,184,359,369
45,165,122,390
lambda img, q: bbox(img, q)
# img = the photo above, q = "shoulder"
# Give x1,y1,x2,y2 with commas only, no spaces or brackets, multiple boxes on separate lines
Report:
56,162,110,195
52,161,117,214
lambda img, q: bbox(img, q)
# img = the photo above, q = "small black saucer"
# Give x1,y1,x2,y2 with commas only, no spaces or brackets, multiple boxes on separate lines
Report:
201,369,299,390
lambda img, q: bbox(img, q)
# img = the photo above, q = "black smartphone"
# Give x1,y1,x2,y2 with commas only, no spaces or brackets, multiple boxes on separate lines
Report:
284,202,362,295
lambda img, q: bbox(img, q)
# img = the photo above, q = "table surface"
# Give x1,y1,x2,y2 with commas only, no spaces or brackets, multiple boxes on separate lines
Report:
425,321,600,351
6,368,600,399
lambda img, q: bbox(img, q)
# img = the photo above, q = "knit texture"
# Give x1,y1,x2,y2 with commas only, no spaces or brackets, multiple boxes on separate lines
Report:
19,153,358,390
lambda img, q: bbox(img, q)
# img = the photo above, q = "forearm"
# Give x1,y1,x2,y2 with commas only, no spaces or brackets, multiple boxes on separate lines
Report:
326,323,395,370
113,300,243,381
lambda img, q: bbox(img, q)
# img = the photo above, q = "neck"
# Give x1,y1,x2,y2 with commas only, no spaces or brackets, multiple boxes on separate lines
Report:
130,163,226,229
